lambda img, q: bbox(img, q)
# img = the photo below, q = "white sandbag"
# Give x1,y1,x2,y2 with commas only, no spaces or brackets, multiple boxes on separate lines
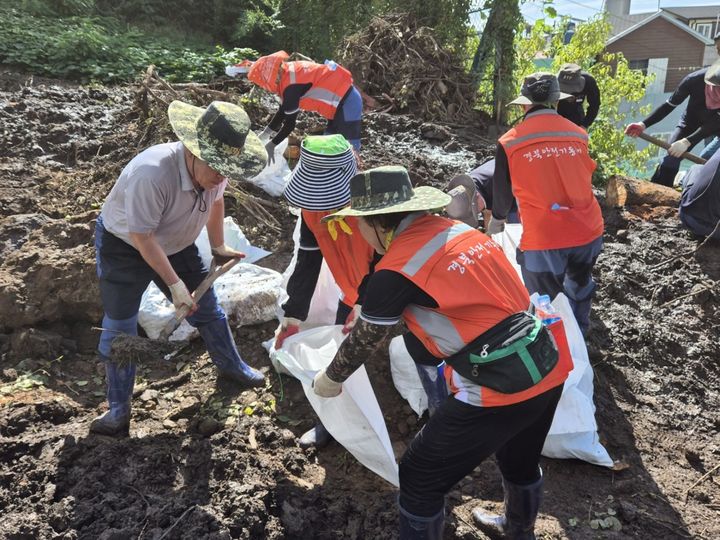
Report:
246,139,291,197
492,225,613,467
539,293,613,467
273,326,399,487
139,263,284,340
196,216,271,267
138,219,279,341
389,336,428,417
265,215,343,375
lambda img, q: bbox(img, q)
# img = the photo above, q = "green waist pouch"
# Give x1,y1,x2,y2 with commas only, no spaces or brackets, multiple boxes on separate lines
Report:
445,312,559,394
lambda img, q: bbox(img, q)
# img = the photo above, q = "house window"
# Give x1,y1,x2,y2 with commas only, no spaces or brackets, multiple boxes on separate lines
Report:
629,59,649,75
694,22,713,38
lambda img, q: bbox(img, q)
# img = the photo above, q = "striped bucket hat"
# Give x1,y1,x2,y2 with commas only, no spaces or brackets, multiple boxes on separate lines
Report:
283,134,357,211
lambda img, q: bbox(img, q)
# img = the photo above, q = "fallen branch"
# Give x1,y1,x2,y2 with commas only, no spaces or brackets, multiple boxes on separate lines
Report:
685,463,720,503
158,505,197,540
650,220,720,270
132,371,191,398
660,282,715,308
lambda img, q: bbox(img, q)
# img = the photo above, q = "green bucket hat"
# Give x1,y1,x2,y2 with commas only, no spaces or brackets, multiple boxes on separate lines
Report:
322,166,451,221
168,100,267,182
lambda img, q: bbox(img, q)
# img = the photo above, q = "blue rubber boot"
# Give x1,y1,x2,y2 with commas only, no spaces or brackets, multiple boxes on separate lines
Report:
399,503,444,540
198,316,265,387
90,314,137,436
90,361,135,436
415,363,448,416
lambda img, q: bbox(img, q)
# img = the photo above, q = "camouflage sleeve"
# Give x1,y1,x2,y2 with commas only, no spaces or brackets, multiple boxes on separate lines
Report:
325,319,394,383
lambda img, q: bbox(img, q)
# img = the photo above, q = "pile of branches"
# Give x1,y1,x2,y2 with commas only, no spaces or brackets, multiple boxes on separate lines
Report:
339,13,478,123
133,66,281,232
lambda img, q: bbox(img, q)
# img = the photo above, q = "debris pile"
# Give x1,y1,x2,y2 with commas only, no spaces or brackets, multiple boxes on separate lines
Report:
339,13,480,124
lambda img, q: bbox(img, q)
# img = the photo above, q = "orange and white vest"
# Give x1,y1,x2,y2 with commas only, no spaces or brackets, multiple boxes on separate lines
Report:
303,210,374,306
377,213,570,406
279,61,353,119
499,108,603,251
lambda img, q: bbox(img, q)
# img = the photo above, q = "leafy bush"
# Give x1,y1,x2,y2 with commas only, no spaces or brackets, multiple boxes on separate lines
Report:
0,6,258,83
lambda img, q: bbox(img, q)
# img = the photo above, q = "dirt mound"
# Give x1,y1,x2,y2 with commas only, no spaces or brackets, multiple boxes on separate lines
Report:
1,71,719,540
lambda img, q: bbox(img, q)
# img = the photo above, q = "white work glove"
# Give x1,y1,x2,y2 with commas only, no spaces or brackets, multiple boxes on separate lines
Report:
265,140,276,166
342,304,362,335
312,368,342,398
257,126,278,144
274,317,302,349
211,244,246,264
168,280,196,312
668,138,691,158
486,217,506,235
624,122,645,137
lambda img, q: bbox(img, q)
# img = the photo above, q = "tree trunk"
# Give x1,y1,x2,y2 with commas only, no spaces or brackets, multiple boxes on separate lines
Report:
606,175,681,207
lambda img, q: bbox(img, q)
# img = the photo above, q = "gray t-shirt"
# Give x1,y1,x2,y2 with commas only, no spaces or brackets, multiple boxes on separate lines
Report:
101,142,226,255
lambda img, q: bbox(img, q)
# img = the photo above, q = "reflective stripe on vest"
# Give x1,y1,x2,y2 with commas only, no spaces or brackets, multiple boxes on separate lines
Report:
377,214,530,359
499,109,603,251
288,62,296,84
402,222,474,277
303,87,345,109
503,130,588,149
406,305,465,356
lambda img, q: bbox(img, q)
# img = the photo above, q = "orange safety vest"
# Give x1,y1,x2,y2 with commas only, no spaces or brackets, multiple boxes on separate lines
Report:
499,108,604,251
302,210,375,306
279,61,354,120
377,213,570,406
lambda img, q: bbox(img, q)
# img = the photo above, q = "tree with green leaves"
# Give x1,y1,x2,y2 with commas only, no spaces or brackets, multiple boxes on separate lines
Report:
528,14,654,183
470,0,522,125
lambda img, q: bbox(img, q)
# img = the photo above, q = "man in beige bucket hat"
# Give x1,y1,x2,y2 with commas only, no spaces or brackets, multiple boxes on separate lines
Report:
91,100,267,437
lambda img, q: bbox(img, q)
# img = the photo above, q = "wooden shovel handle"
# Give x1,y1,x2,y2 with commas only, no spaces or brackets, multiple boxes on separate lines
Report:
158,257,242,341
637,132,707,165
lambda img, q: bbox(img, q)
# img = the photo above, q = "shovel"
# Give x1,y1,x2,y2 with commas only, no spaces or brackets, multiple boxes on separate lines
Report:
110,257,242,364
637,132,707,165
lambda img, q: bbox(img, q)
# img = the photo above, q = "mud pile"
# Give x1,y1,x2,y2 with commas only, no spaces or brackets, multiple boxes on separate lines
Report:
0,70,718,540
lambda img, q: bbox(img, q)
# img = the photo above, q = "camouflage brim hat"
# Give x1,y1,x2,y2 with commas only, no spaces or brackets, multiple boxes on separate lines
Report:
322,165,451,221
168,100,267,182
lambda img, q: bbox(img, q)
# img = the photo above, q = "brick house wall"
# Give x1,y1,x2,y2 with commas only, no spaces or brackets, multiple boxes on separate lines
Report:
606,16,706,92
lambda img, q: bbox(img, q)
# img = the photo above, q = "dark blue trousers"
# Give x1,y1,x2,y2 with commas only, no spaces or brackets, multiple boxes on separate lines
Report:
95,216,223,359
516,236,603,334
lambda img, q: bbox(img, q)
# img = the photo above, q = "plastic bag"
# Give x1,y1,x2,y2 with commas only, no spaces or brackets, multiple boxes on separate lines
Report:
492,225,613,468
246,139,291,197
139,263,283,341
272,326,399,486
389,336,428,416
538,293,613,466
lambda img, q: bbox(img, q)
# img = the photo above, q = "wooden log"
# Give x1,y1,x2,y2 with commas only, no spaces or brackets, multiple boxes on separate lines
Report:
606,175,681,207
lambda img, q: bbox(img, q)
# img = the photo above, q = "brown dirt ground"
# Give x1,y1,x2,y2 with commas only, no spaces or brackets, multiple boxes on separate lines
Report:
0,69,718,539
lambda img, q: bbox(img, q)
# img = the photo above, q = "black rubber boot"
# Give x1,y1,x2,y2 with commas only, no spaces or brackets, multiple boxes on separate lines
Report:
472,472,543,539
299,422,333,449
198,316,265,387
89,362,135,437
399,503,444,540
